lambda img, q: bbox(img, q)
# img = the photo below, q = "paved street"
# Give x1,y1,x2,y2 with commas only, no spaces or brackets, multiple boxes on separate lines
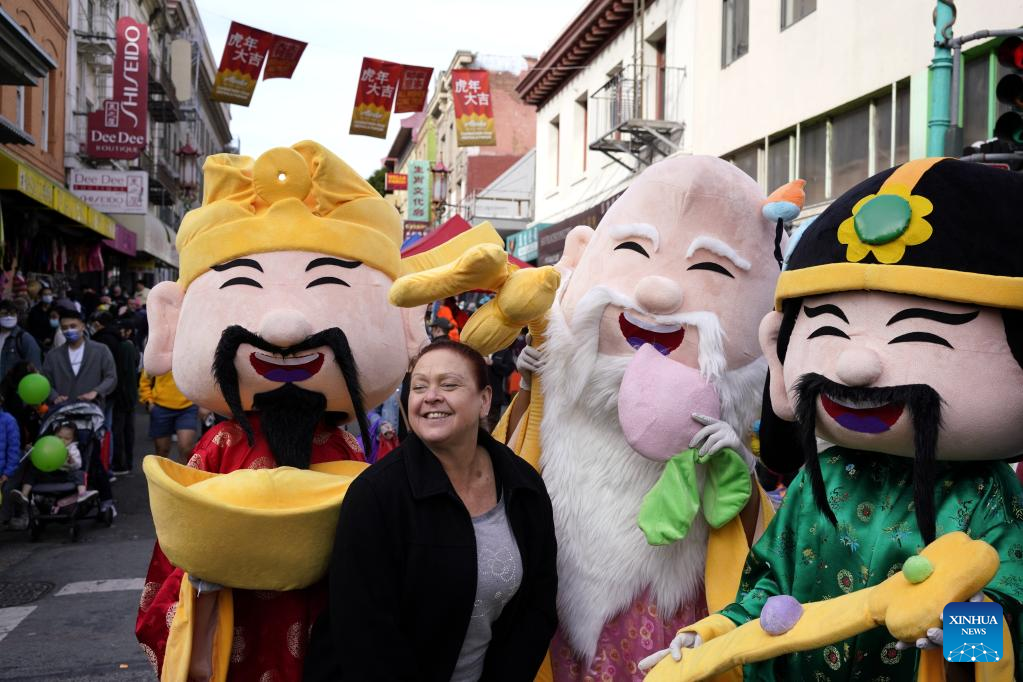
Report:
0,408,164,681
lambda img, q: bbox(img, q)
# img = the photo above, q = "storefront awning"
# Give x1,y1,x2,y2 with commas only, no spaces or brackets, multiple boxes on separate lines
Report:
112,211,178,268
0,151,115,239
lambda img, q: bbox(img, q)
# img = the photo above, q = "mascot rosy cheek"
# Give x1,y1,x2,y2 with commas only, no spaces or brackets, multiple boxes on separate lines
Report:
135,141,429,682
646,158,1023,682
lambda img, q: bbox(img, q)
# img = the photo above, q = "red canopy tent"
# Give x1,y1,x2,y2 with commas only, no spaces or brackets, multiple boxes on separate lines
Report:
400,215,533,269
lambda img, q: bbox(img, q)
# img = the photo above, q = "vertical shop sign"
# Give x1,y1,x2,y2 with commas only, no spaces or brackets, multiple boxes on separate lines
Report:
393,65,434,113
350,57,403,138
86,17,148,159
405,160,432,224
451,69,496,147
211,22,274,106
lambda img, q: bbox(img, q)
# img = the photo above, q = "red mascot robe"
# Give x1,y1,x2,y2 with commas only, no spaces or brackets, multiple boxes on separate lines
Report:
136,415,364,680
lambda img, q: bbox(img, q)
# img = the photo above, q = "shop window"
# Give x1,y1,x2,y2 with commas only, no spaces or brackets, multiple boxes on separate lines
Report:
550,117,560,187
961,55,990,147
781,0,815,29
730,144,758,181
722,0,749,67
768,136,791,190
799,121,826,205
894,83,910,164
830,104,869,198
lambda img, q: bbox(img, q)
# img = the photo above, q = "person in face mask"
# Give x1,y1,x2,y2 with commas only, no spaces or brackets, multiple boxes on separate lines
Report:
0,300,41,383
26,286,56,350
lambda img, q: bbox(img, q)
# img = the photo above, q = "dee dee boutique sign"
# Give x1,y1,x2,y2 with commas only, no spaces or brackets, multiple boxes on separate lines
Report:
69,169,148,215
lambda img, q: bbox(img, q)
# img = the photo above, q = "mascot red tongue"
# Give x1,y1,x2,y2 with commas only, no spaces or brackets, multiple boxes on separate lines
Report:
619,343,720,461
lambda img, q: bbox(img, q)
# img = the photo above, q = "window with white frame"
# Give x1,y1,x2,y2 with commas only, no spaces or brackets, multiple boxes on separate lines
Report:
781,0,815,29
15,86,24,130
41,73,49,152
550,116,561,187
575,94,588,174
722,0,749,67
725,82,910,207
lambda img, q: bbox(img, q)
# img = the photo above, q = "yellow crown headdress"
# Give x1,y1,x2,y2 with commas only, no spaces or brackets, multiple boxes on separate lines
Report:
176,140,403,288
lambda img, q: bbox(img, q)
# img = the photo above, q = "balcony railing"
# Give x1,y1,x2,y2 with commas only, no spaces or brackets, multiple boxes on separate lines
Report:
589,64,686,171
148,53,182,123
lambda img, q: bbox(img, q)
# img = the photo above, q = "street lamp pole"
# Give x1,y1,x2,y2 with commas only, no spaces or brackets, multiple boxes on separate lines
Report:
927,0,956,156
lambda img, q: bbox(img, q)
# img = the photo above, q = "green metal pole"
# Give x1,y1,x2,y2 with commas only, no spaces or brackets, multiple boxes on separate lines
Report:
927,1,956,156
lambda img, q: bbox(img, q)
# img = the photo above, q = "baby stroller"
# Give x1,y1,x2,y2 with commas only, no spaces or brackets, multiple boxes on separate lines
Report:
18,401,113,542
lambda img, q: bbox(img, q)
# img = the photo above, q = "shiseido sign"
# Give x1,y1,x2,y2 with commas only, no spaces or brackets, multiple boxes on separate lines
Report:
87,17,148,159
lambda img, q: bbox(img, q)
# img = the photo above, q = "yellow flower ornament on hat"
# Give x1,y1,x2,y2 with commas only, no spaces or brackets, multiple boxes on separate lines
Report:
837,182,934,264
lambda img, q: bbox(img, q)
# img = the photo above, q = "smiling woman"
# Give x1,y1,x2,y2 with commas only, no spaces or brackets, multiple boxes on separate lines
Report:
305,340,559,682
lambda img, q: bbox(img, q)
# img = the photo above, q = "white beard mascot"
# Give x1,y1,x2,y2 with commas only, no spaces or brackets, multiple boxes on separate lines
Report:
390,155,805,681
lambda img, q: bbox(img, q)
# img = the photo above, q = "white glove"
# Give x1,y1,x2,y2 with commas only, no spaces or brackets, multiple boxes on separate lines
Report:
690,413,752,466
896,591,984,651
188,575,223,595
515,345,543,391
637,631,703,671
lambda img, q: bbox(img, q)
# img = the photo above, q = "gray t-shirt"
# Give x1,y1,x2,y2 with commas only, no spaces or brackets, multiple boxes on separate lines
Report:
450,498,523,682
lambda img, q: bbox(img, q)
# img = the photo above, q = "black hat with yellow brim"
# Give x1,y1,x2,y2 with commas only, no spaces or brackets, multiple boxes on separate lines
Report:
776,157,1023,311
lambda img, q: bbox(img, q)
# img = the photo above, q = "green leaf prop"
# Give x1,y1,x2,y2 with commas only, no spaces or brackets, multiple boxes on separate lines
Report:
637,447,752,546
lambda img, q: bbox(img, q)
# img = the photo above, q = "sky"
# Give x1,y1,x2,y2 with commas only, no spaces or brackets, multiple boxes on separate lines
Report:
195,0,587,178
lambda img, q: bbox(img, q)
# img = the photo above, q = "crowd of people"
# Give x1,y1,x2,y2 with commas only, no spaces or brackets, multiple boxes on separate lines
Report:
0,278,185,531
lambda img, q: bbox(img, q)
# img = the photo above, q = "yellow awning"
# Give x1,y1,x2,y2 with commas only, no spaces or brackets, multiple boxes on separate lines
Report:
0,150,116,239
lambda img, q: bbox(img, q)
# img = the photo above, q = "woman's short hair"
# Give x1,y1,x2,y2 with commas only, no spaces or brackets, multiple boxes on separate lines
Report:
411,340,487,391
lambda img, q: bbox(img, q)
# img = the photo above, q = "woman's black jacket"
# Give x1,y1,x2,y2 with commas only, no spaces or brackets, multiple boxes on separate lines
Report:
304,429,558,681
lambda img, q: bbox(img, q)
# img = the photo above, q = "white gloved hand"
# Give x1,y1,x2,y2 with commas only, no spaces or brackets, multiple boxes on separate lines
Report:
690,413,752,467
637,631,703,671
896,591,984,651
515,344,543,391
188,575,223,595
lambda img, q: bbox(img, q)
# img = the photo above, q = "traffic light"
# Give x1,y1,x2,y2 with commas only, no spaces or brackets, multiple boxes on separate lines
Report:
995,37,1023,146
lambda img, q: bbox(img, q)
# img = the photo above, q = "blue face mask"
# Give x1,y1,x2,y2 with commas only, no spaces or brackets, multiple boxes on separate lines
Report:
49,318,59,329
63,330,81,342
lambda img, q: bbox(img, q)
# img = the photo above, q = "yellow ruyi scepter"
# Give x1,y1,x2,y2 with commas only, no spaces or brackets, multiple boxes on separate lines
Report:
645,532,1011,682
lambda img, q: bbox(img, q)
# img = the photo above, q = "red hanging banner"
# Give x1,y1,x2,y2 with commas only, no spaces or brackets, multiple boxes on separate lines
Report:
393,65,434,113
263,35,307,80
211,22,274,106
350,57,403,139
451,69,496,147
86,17,148,159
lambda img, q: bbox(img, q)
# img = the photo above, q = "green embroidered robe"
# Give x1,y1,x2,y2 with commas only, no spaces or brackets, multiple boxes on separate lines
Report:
718,447,1023,681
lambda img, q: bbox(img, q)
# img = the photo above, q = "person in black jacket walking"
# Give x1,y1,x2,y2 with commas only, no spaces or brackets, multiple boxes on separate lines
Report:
305,340,558,682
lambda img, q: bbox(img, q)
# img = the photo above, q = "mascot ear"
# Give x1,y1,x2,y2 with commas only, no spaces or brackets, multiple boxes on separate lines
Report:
555,225,593,273
400,304,429,364
759,311,795,421
144,281,184,375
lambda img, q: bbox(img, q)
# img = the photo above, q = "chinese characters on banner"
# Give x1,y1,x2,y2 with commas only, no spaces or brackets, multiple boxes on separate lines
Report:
211,22,274,106
451,69,496,147
393,65,434,113
86,17,148,159
263,35,307,80
350,58,403,139
405,160,432,224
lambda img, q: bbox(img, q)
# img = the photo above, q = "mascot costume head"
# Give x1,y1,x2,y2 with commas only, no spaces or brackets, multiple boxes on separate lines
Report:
144,141,425,465
390,155,805,680
646,158,1023,682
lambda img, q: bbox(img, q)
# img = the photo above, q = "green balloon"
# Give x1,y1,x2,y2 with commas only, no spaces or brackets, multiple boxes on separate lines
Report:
30,435,68,473
17,373,50,406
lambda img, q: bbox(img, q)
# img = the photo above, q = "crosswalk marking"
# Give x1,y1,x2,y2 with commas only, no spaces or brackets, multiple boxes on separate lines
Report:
54,578,145,596
0,606,36,643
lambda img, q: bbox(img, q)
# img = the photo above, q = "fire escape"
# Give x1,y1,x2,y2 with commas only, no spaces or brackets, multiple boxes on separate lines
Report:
588,64,686,173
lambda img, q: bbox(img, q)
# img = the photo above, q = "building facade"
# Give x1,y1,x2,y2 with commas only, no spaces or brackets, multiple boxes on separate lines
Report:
520,0,1023,263
66,0,231,285
385,50,536,241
